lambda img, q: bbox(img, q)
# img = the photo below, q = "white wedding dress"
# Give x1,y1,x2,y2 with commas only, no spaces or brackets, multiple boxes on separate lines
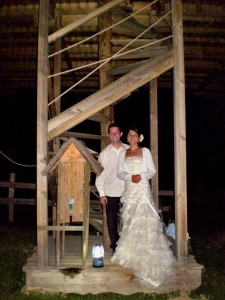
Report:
111,156,176,288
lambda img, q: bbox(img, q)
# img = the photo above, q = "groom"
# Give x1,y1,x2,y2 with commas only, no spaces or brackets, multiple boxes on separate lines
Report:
95,123,129,253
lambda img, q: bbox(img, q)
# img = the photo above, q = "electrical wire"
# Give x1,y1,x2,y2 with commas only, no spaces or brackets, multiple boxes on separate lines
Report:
0,150,36,168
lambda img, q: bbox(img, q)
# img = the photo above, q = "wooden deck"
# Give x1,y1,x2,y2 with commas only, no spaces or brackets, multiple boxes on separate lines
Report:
23,234,203,295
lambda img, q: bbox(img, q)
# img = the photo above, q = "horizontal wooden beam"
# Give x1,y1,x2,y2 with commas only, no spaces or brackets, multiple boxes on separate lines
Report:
159,190,174,196
0,198,35,205
183,15,225,23
111,39,158,47
112,46,169,60
60,131,105,141
112,59,150,75
0,198,52,205
38,225,84,231
0,181,35,189
88,112,112,122
48,0,125,43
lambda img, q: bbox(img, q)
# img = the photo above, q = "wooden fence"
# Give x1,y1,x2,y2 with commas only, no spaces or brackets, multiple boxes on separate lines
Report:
0,173,38,224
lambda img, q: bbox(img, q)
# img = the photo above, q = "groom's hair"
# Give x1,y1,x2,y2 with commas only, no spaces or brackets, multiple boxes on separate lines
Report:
108,123,122,133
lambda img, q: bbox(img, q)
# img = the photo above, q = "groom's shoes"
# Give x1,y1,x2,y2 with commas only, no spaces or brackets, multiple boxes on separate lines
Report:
111,243,117,255
112,247,117,255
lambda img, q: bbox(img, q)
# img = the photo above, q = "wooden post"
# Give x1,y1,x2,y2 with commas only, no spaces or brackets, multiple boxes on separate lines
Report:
98,0,114,251
8,173,15,224
36,0,49,268
172,0,188,264
52,6,62,153
52,7,62,238
82,163,91,266
53,8,62,118
150,79,159,208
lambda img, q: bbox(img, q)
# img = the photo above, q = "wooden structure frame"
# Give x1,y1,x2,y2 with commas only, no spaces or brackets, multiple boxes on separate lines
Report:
23,0,203,294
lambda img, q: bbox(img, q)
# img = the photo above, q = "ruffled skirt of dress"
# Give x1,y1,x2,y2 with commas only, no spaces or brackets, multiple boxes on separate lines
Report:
111,179,176,288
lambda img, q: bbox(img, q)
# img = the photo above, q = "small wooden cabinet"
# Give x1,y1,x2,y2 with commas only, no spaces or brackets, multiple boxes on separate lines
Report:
44,138,102,267
58,143,90,224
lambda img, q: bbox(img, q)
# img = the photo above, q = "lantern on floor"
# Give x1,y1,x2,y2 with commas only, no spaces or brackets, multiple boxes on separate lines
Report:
92,243,104,268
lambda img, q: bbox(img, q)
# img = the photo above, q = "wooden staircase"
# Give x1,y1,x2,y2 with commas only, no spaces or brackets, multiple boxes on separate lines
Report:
48,48,174,141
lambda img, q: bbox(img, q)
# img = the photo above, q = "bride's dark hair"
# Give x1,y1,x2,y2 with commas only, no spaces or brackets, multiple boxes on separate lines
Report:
127,126,141,137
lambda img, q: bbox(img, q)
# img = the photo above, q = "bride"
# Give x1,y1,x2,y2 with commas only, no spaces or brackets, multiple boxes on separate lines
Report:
111,126,176,288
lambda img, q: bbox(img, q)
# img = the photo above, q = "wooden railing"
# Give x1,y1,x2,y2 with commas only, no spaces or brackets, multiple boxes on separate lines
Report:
0,173,51,224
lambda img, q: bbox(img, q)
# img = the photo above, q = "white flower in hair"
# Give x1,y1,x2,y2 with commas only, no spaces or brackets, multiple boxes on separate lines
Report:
139,134,144,142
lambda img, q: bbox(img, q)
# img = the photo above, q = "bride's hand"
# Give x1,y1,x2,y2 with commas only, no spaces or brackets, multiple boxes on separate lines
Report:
131,174,141,183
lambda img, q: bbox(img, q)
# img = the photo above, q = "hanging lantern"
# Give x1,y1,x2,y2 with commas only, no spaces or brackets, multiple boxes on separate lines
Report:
92,243,104,268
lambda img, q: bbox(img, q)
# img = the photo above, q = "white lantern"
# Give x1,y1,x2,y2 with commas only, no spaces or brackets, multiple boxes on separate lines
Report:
92,244,104,267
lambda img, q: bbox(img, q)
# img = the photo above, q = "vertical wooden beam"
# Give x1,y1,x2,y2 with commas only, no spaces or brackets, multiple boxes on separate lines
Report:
172,0,188,264
52,8,62,235
98,0,113,98
98,0,113,250
8,173,15,224
98,0,114,147
37,0,49,268
56,168,61,266
82,163,91,266
150,79,159,208
62,38,78,85
53,8,62,118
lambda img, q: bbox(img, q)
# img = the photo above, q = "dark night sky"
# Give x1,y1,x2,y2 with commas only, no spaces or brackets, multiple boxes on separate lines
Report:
0,87,224,231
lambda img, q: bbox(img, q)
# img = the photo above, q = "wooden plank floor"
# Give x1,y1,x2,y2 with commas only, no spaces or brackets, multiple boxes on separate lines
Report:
23,234,204,295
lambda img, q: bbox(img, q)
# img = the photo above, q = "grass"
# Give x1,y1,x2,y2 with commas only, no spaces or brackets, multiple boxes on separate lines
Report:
189,232,225,300
0,227,224,300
